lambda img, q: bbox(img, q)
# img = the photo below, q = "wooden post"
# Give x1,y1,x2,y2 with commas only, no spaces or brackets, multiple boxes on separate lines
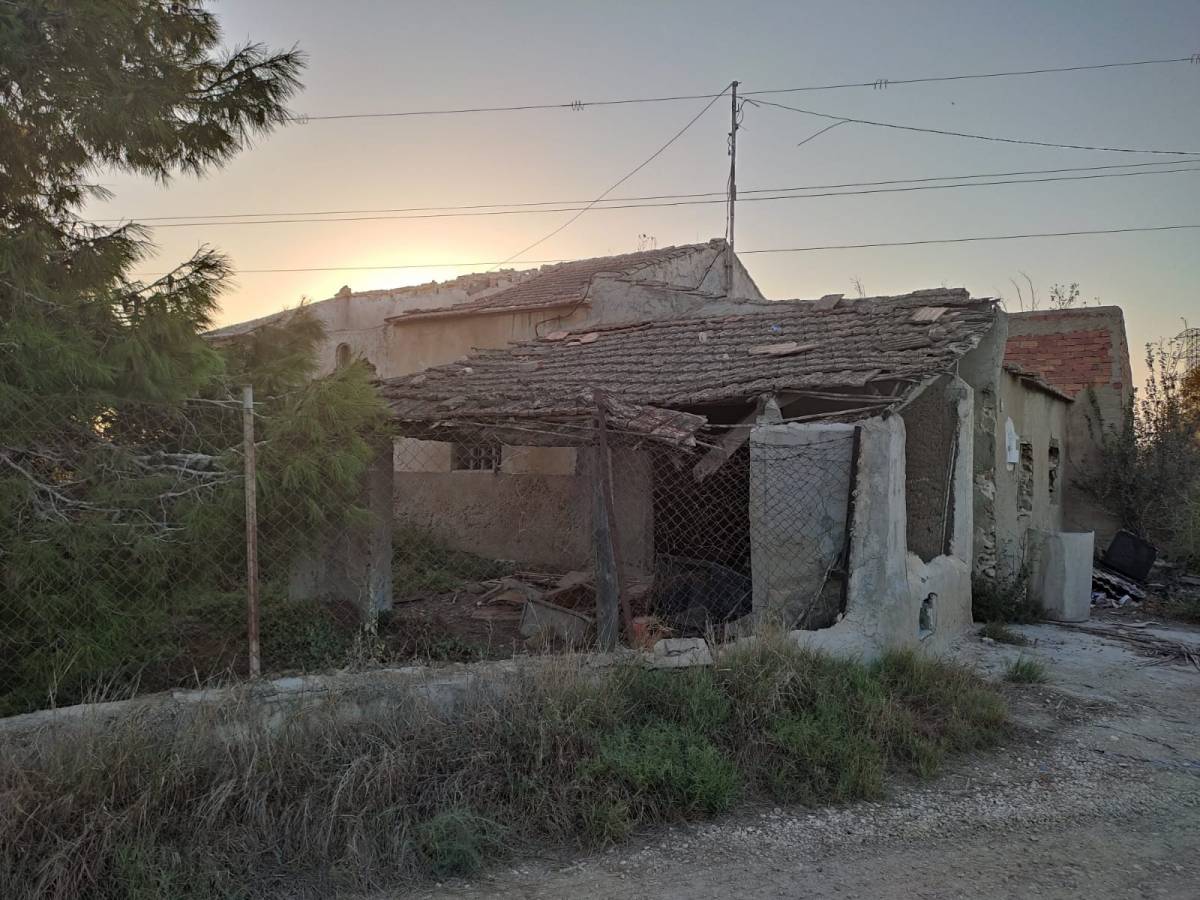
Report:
242,384,261,678
592,392,633,650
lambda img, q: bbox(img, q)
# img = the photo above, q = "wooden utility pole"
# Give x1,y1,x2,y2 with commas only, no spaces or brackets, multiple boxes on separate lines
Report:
724,80,739,295
242,384,261,678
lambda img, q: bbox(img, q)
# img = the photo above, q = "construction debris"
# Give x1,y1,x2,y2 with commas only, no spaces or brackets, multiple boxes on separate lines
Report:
1092,564,1147,608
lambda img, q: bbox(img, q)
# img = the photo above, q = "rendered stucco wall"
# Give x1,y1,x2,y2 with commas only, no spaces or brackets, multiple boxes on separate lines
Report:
961,310,1071,584
787,415,913,659
992,371,1070,578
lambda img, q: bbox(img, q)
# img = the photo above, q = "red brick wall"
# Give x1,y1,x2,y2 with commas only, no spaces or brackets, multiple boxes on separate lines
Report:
1004,328,1118,397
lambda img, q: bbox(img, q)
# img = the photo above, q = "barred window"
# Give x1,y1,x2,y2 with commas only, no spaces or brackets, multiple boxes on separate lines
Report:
451,441,501,472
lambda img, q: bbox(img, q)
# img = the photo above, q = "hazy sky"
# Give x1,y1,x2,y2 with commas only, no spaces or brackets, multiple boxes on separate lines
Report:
93,1,1200,386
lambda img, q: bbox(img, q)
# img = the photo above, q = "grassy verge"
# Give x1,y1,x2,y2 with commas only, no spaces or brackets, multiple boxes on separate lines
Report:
0,640,1008,899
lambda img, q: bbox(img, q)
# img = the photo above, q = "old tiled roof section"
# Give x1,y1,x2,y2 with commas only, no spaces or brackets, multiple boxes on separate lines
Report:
392,240,722,322
1004,325,1115,396
379,289,997,439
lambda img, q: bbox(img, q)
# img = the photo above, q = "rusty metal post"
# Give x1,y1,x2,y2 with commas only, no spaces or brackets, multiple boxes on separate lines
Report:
242,385,261,678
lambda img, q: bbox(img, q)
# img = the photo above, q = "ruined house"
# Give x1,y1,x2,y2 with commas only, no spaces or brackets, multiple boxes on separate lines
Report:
1004,306,1133,547
207,240,763,378
378,288,1065,655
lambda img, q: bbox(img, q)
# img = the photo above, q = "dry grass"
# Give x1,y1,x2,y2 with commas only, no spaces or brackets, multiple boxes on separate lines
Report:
0,640,1010,899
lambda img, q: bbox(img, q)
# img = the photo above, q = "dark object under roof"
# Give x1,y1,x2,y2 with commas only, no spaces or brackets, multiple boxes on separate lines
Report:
379,288,998,445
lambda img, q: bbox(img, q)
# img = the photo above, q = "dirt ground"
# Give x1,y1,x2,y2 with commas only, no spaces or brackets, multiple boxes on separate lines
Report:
386,616,1200,900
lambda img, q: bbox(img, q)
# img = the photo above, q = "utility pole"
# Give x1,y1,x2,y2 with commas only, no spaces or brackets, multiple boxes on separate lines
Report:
724,80,739,296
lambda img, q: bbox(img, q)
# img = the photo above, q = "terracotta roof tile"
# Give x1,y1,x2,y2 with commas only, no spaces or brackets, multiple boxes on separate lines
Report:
380,289,997,442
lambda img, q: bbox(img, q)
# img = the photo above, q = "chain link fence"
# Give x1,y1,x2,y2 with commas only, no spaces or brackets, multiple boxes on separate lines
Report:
2,393,861,717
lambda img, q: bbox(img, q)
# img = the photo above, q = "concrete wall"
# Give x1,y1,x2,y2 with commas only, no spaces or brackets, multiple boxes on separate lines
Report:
1007,306,1132,549
392,442,653,574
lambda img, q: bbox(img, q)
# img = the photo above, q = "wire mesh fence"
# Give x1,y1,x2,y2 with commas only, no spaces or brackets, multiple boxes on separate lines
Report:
2,392,861,717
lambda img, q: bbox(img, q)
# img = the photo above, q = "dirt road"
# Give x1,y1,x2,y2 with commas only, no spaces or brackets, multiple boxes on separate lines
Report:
387,619,1200,900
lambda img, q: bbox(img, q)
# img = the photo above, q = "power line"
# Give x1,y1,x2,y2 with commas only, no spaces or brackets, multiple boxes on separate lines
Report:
749,97,1200,155
292,56,1196,122
108,165,1200,229
142,222,1200,276
99,158,1200,223
739,223,1200,254
488,83,732,269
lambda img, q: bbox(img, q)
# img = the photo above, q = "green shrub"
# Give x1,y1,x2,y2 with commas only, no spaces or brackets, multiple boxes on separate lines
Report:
767,704,885,803
588,721,739,817
620,667,732,736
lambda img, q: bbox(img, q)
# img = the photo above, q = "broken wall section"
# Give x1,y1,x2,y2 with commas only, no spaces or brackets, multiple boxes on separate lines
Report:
901,376,975,649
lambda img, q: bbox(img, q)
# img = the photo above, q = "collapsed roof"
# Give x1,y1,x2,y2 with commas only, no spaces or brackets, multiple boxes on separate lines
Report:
378,288,998,446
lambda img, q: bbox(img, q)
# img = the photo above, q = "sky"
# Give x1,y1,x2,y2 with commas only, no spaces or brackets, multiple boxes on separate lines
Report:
91,1,1200,387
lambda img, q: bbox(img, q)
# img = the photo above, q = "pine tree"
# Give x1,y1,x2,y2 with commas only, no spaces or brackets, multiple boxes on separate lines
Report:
0,2,386,712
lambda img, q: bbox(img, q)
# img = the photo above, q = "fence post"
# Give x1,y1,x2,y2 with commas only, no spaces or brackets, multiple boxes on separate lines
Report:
242,384,261,678
592,391,632,650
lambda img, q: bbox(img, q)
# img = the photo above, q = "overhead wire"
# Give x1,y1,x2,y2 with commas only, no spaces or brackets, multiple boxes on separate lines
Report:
101,157,1200,223
739,223,1200,254
292,56,1198,121
138,222,1200,276
104,164,1200,228
747,97,1200,155
487,82,732,270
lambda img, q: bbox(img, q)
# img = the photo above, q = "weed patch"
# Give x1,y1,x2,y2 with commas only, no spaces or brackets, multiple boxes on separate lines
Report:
0,642,1009,899
393,527,515,598
1005,656,1049,683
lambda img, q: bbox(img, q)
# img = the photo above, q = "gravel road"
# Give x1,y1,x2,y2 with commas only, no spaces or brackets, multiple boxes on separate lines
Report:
389,620,1200,900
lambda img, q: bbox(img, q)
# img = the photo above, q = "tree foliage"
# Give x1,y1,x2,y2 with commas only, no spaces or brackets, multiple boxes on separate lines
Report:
1084,342,1200,566
0,3,389,713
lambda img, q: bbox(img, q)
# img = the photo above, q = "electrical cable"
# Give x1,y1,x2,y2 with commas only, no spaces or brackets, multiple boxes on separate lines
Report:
111,165,1200,228
101,158,1200,223
293,56,1197,121
748,97,1200,155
